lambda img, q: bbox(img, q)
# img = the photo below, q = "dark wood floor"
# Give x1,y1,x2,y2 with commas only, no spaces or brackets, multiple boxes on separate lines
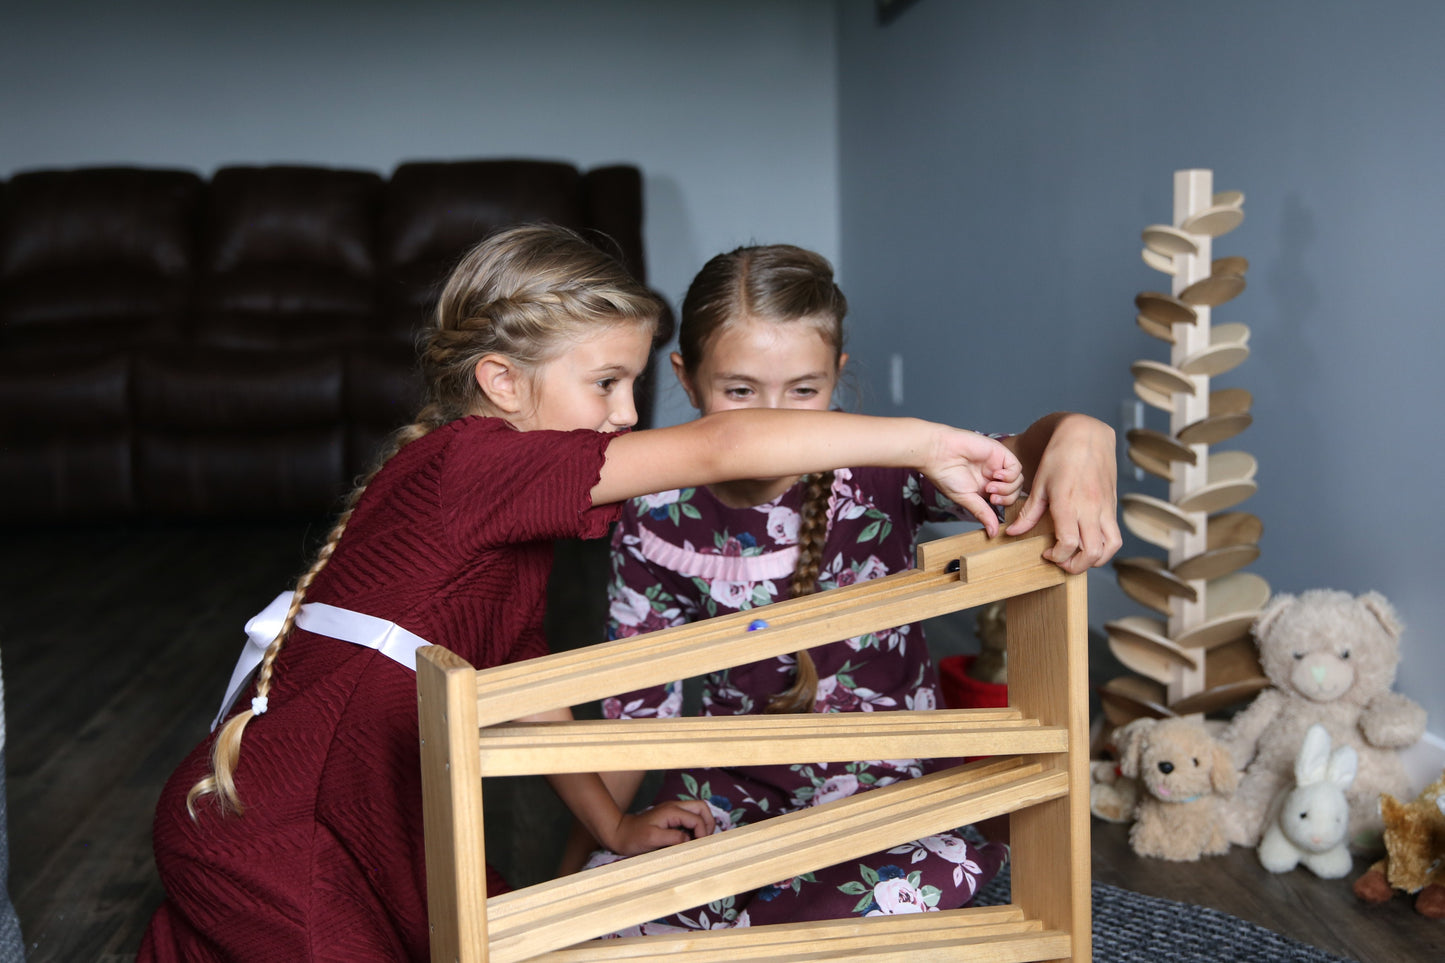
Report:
2,523,1440,962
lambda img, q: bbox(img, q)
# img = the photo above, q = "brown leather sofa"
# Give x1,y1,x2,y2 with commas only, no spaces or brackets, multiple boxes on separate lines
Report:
0,160,667,522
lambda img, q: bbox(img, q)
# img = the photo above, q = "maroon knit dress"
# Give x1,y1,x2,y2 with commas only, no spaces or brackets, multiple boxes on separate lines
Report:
139,417,620,962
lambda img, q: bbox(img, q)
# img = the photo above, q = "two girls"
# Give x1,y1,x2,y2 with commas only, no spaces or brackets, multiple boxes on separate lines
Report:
140,227,1026,960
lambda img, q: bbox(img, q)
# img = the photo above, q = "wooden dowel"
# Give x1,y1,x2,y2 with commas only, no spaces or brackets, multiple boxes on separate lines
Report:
475,568,944,688
478,528,1056,693
473,566,1064,727
531,903,1029,961
486,764,1068,961
531,930,1070,963
476,714,1065,776
530,912,1049,962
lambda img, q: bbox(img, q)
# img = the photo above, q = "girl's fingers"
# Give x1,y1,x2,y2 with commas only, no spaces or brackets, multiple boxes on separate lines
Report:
672,799,716,835
1005,491,1048,536
1101,515,1123,563
956,492,999,536
1078,513,1123,570
646,827,692,849
654,800,714,837
1039,507,1122,573
1041,498,1092,573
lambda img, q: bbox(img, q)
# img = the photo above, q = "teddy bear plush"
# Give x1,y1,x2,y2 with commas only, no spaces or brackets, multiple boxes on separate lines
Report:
1219,589,1426,850
1117,716,1240,861
1353,769,1445,918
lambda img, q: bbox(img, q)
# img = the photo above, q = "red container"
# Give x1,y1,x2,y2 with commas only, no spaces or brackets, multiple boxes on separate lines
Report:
938,654,1009,710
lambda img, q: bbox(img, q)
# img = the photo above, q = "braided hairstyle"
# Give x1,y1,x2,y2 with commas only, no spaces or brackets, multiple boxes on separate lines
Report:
188,224,664,816
677,245,847,714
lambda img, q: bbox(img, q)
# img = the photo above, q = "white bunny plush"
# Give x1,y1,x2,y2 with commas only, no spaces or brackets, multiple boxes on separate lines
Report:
1257,723,1359,878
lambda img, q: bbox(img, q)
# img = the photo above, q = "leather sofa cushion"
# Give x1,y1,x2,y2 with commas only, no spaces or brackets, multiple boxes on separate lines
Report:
0,269,189,345
134,347,342,430
0,435,133,521
0,350,134,520
379,160,588,338
197,167,383,348
204,166,382,278
137,428,344,518
0,169,200,338
345,343,424,476
194,268,377,349
0,168,201,279
581,165,648,285
0,352,130,437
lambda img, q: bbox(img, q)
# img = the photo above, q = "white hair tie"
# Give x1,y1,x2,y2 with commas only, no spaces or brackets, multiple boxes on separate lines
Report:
251,695,269,717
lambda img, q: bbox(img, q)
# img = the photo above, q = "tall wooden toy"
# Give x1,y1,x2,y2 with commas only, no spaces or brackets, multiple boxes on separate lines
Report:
1101,169,1269,730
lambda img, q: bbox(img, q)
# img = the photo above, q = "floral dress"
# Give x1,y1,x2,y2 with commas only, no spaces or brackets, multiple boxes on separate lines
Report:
589,465,1007,933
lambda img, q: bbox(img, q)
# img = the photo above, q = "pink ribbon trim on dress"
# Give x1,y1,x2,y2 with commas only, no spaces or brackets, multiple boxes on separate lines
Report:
637,525,799,582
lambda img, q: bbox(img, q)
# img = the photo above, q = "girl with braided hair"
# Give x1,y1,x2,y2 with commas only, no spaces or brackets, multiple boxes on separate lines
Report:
564,243,1120,931
140,225,1025,961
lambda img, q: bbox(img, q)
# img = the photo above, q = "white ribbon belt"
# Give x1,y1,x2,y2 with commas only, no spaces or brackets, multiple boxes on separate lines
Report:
212,591,430,731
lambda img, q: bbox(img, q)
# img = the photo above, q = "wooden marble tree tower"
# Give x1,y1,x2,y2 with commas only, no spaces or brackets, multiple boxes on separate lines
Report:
1102,169,1270,726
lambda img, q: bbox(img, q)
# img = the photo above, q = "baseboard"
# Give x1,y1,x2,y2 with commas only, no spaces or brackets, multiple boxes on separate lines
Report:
1401,729,1445,793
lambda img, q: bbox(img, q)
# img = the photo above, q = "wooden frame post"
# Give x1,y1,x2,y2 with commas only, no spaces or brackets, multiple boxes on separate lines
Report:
1007,575,1092,962
419,644,490,962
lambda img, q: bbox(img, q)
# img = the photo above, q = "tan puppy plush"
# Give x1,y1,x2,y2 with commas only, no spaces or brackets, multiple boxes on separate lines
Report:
1121,716,1241,861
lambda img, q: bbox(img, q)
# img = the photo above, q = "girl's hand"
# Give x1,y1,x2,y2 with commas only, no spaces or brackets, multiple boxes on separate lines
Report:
1005,414,1121,573
607,799,716,856
926,427,1023,537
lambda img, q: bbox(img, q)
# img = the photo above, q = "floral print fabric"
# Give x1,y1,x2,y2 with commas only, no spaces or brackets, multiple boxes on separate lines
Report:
592,465,1007,931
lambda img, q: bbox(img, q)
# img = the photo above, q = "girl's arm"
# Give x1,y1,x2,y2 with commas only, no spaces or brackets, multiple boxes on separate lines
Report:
999,412,1122,574
523,707,713,855
597,410,1021,536
557,768,649,875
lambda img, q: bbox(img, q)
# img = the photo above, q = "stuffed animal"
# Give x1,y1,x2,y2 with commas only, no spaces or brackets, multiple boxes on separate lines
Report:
1117,716,1239,861
1089,716,1152,824
1257,724,1357,878
1353,769,1445,918
1089,758,1141,824
1219,589,1426,850
967,600,1007,684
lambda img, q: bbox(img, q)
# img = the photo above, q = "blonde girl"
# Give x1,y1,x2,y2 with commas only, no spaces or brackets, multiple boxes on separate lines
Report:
139,226,1023,961
564,244,1118,930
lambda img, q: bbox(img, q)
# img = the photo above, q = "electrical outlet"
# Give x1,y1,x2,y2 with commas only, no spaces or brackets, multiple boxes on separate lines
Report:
1120,398,1144,481
890,353,904,406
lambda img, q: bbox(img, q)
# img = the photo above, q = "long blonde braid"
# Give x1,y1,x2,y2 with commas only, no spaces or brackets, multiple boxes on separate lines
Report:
187,224,662,816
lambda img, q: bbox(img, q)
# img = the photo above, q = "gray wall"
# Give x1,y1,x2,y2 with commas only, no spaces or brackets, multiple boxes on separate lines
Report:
0,0,840,430
4,0,1438,734
837,0,1444,731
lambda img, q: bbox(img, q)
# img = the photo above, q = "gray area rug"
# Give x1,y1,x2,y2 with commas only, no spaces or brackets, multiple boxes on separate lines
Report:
972,861,1358,963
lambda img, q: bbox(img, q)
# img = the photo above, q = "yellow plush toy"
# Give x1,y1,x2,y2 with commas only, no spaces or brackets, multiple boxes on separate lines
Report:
1353,770,1445,918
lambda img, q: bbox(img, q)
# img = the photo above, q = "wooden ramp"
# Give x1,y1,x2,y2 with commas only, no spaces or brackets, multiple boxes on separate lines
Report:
418,520,1091,962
